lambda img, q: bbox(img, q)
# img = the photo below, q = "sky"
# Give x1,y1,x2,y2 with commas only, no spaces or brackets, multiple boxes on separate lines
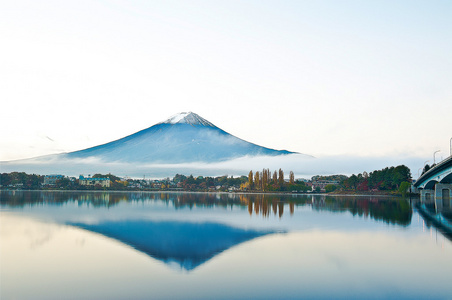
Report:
1,0,451,174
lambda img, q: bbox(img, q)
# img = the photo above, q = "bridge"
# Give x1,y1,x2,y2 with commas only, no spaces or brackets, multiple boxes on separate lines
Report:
413,156,452,212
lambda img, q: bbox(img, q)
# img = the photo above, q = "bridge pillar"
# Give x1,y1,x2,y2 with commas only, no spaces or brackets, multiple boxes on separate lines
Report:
420,189,434,205
434,183,452,212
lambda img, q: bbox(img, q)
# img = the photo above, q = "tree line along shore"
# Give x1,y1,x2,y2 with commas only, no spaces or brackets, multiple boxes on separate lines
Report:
1,164,412,196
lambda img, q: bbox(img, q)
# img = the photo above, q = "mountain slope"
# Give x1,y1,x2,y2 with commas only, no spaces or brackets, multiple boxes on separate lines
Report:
65,112,297,163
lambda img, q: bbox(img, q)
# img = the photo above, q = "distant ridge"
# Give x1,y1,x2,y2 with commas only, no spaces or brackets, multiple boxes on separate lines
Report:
62,112,302,164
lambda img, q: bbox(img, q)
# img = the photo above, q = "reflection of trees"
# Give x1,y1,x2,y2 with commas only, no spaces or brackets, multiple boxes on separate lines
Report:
311,196,412,226
254,197,260,215
0,191,133,208
0,192,412,226
240,194,287,218
278,202,284,219
272,200,277,216
262,199,269,217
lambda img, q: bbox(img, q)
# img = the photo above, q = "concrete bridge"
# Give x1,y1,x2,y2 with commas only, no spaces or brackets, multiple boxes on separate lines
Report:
414,156,452,212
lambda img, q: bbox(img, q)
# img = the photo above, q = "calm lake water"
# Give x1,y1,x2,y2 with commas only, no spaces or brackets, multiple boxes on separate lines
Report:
1,191,451,300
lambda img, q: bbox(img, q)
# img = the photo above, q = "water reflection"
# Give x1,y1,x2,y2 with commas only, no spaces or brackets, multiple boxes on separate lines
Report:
414,200,452,241
2,191,452,300
1,191,413,225
311,195,412,226
239,194,413,225
69,220,278,271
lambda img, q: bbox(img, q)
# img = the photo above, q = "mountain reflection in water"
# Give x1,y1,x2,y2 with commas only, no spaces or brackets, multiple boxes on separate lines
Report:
2,191,452,300
1,191,412,226
68,220,279,271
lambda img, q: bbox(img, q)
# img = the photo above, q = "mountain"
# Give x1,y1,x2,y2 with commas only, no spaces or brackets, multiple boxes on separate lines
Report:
64,112,297,163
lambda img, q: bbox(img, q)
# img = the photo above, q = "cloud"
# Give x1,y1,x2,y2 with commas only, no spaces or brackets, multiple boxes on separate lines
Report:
1,153,425,179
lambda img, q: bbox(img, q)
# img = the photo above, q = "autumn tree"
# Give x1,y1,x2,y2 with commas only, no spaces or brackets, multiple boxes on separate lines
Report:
272,171,278,184
254,171,260,190
262,169,271,191
248,170,254,188
289,171,294,184
278,169,284,186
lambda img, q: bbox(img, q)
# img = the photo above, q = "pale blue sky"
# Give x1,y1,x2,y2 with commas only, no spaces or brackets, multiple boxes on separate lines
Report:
1,0,451,164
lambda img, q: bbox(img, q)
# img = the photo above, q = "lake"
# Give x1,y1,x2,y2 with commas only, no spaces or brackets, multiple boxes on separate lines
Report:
1,191,451,300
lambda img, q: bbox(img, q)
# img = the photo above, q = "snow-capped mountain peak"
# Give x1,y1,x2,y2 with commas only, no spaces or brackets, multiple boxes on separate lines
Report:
60,111,299,164
161,112,215,127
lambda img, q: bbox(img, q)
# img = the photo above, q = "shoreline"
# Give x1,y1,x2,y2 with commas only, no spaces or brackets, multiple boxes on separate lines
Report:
0,188,408,198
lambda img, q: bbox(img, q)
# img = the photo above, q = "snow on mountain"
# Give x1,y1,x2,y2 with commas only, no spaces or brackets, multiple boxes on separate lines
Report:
64,112,298,163
161,112,215,127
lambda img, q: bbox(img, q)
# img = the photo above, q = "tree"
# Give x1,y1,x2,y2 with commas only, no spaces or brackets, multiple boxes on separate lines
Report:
1,173,11,187
348,174,359,190
262,169,268,191
186,175,196,185
289,171,294,184
398,181,411,198
248,171,254,188
254,171,260,190
93,173,121,185
173,174,187,183
325,184,337,193
394,165,411,185
56,177,71,189
278,169,284,186
272,171,278,184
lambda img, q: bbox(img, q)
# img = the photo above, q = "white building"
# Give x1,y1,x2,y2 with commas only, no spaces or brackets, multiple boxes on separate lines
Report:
79,175,111,188
311,180,339,192
44,175,64,185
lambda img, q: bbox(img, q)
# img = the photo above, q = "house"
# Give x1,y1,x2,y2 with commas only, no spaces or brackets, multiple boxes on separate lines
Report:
79,175,111,188
311,180,339,192
44,175,65,185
